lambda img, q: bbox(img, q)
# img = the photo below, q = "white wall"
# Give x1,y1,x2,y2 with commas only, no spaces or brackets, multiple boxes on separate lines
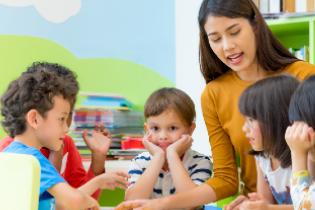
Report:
175,0,211,156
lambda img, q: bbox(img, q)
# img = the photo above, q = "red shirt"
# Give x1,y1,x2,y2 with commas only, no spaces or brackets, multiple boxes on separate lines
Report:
0,135,100,199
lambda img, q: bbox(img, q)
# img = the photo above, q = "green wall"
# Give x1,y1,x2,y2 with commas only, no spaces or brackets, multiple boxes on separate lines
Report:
0,35,174,138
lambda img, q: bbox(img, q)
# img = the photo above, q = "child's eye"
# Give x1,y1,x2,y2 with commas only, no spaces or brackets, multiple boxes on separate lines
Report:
248,117,254,122
170,126,178,131
150,126,159,132
59,117,66,122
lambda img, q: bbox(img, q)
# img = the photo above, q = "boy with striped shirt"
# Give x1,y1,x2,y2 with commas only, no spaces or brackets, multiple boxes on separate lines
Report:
125,88,212,203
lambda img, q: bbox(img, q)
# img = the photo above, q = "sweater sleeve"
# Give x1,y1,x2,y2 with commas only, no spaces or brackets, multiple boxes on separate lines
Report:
201,86,238,200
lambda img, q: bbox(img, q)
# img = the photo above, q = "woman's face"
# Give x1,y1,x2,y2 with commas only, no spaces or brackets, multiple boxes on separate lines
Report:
204,16,258,75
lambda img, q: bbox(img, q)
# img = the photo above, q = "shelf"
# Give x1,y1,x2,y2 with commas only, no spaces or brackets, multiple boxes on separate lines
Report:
267,16,315,64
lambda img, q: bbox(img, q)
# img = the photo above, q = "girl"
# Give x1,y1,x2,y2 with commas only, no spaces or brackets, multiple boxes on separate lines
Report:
285,75,315,210
226,75,299,210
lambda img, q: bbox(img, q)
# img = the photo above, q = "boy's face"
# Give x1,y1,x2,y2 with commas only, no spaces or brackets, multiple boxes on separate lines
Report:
145,109,194,151
36,95,71,151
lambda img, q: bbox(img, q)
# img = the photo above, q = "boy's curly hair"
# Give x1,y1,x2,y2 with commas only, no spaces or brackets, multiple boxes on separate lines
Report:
1,62,77,137
22,61,79,107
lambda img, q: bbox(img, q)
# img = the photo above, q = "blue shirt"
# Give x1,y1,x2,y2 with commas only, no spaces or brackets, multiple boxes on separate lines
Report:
3,141,65,210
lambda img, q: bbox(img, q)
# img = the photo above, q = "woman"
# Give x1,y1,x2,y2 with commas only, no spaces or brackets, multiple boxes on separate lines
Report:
116,1,315,209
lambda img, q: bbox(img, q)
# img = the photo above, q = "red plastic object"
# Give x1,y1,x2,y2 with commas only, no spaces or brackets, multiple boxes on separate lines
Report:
121,137,144,149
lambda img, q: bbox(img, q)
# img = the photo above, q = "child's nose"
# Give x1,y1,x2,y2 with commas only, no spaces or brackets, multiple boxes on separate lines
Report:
159,130,168,140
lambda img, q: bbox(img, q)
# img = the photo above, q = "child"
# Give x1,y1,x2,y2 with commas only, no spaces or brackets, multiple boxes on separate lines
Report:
125,87,212,204
0,62,111,199
225,75,299,210
1,66,128,210
285,75,315,210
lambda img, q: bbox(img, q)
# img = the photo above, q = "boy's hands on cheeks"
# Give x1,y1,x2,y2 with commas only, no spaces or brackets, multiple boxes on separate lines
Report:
143,133,165,157
285,121,315,156
166,135,192,158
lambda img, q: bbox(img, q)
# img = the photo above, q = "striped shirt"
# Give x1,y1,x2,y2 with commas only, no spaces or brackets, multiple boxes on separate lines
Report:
128,149,212,198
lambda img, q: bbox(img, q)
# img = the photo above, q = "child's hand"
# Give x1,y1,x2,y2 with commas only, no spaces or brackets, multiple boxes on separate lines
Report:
115,200,146,210
224,195,248,210
85,196,100,210
115,199,163,210
166,135,192,157
97,171,130,190
82,124,112,155
142,133,165,157
239,200,268,210
285,121,315,156
247,192,264,201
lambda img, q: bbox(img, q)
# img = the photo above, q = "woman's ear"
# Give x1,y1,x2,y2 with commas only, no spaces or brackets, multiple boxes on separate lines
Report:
26,109,41,129
189,122,196,135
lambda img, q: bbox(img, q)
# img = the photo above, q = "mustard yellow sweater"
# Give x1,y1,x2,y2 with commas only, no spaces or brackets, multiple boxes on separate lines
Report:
201,61,315,200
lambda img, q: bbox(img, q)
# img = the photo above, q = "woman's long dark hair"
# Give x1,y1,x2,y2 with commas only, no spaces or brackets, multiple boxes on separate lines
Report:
198,0,298,83
239,75,299,168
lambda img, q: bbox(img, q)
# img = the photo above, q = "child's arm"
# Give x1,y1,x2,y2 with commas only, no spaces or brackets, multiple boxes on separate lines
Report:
125,137,165,200
116,184,217,210
225,161,274,210
49,182,100,210
78,171,129,195
82,125,111,175
167,135,196,192
285,122,315,210
307,146,315,179
239,200,293,210
237,193,293,210
286,122,313,173
255,160,275,204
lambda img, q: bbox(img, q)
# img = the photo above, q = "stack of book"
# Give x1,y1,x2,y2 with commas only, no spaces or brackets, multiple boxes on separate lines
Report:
70,92,145,159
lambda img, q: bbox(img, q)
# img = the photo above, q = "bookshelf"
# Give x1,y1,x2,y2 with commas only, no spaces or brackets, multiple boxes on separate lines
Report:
253,0,315,13
267,15,315,64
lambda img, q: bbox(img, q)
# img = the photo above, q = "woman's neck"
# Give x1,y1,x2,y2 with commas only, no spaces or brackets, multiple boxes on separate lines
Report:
235,63,268,82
